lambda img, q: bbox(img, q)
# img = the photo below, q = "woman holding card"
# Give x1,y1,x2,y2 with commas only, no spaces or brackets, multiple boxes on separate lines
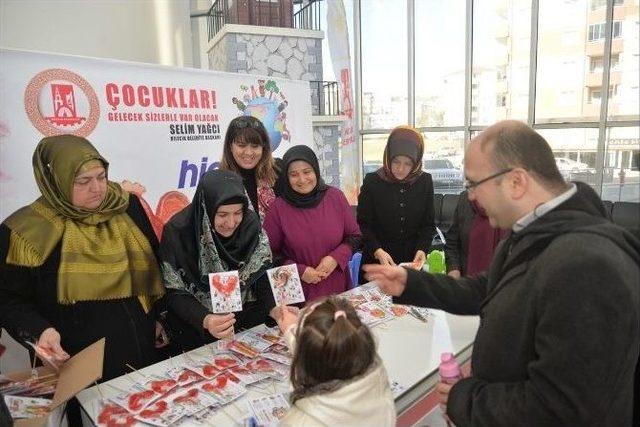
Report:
160,170,281,352
0,135,165,381
219,116,284,222
263,145,361,303
357,126,436,272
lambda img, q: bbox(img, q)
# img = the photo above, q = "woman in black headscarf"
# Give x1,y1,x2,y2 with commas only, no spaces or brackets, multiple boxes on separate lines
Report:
159,170,282,351
263,145,361,303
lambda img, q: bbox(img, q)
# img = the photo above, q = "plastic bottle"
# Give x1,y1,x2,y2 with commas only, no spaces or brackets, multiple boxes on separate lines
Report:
439,352,462,384
427,250,447,274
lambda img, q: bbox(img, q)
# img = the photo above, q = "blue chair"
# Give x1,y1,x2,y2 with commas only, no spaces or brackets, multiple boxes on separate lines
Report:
348,251,363,289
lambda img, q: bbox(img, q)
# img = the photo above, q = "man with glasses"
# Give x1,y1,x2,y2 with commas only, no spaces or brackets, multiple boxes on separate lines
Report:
364,120,639,426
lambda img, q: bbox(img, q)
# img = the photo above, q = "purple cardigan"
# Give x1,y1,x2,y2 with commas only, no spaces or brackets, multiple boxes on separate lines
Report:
263,187,361,304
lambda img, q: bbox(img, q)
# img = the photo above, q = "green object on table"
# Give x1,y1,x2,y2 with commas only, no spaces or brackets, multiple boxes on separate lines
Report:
427,250,446,274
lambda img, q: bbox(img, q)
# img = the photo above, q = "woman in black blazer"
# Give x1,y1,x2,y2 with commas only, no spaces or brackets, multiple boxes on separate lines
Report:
357,126,436,274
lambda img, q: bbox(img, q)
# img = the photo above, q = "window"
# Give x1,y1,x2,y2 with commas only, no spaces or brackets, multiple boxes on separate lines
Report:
590,0,624,11
590,54,619,72
589,85,617,102
588,22,622,42
415,0,466,127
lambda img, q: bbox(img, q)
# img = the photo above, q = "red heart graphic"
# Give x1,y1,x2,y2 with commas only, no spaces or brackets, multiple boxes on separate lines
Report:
139,400,168,419
150,379,177,395
213,357,238,369
128,389,156,412
177,369,203,385
210,275,239,298
98,404,136,427
202,364,219,378
173,388,199,404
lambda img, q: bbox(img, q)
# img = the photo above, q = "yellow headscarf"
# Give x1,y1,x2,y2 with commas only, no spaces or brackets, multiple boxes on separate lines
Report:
3,135,164,311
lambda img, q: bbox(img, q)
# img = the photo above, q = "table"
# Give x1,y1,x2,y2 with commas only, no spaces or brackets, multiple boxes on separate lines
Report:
76,284,478,425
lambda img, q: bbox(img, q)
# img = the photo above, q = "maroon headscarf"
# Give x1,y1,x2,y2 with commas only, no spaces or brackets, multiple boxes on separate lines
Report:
376,126,424,184
466,200,508,276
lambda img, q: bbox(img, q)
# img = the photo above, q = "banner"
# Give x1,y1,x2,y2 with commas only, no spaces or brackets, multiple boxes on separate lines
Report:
0,48,313,231
327,0,358,204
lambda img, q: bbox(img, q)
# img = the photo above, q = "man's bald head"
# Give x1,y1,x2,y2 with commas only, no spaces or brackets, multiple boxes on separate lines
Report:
470,120,567,192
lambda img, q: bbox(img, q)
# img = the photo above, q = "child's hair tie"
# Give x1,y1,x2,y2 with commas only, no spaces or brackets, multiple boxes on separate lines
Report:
334,310,346,320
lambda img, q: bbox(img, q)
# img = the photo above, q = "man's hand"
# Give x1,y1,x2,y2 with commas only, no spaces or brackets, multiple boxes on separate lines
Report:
448,269,461,279
436,380,458,423
374,248,395,266
362,264,408,296
37,328,70,364
302,267,326,284
203,313,235,339
316,255,338,277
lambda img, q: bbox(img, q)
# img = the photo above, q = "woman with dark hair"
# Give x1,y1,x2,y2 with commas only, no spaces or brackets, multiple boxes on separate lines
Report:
444,191,508,278
263,145,361,302
159,170,289,352
220,116,283,222
357,126,436,271
275,296,395,426
0,135,165,381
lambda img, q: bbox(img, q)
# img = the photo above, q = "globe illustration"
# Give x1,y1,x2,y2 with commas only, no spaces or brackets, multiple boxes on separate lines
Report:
244,97,282,151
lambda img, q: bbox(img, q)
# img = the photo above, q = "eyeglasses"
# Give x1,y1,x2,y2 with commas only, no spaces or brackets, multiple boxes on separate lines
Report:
464,168,513,191
232,116,263,130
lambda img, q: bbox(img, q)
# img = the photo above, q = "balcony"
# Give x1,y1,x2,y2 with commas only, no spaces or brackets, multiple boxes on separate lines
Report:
310,81,343,116
204,0,322,43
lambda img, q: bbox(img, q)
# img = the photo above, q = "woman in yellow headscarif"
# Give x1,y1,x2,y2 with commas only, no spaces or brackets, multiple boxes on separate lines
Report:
0,134,165,381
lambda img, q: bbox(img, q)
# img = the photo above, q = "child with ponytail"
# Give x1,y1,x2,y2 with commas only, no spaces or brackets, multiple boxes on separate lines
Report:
276,296,396,426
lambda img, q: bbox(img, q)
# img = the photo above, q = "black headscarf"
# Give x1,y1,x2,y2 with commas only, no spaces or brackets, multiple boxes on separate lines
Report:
281,145,328,209
159,170,272,309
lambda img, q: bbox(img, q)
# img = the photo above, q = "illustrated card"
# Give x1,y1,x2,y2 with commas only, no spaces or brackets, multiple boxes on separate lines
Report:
209,271,242,313
266,264,305,305
134,399,184,427
248,394,290,425
200,372,246,404
3,395,51,419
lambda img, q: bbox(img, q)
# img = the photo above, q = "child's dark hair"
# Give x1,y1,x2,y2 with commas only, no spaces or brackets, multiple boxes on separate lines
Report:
290,296,376,403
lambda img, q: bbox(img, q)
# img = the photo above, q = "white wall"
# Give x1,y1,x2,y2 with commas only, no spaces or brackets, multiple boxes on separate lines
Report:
0,0,193,67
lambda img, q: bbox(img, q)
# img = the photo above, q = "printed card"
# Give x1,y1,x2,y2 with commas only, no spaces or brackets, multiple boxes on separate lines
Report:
355,301,393,327
235,330,273,353
390,380,407,398
169,385,218,417
3,395,51,419
261,351,291,366
186,357,221,379
399,261,421,270
97,402,136,426
228,340,260,359
248,394,290,425
201,373,246,404
166,367,204,387
211,353,242,370
266,264,305,305
109,383,161,414
228,364,270,385
209,271,242,313
26,341,59,371
134,399,184,427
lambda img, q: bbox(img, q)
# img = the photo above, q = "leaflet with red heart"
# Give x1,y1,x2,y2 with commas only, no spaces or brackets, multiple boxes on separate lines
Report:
209,271,242,313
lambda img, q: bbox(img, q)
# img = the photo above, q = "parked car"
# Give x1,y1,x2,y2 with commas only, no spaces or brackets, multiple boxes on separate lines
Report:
423,158,464,193
363,161,382,175
555,157,593,173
